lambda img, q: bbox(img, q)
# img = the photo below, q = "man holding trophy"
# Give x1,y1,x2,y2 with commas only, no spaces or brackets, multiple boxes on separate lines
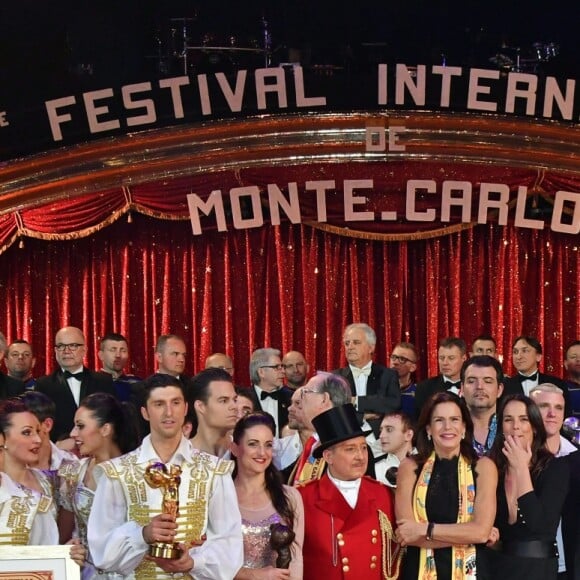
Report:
88,374,243,579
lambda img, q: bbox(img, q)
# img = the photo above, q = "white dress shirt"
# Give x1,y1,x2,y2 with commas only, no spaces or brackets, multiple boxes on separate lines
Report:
88,435,243,579
253,385,280,432
63,365,83,406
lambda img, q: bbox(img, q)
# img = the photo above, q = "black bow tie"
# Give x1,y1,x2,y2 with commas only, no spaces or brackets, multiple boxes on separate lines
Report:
64,370,85,381
445,380,461,391
261,390,280,401
519,372,538,382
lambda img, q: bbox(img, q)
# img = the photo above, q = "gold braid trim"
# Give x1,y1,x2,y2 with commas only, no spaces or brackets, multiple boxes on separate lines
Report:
378,509,404,580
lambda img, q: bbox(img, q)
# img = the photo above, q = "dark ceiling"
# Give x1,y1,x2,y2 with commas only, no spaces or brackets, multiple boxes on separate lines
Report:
1,0,577,104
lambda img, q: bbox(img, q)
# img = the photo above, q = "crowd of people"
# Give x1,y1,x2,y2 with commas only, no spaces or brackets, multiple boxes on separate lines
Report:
0,323,579,579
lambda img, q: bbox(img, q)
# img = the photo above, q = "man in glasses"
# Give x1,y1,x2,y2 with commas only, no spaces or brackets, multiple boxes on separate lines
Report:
282,350,309,389
247,347,293,436
36,325,115,441
389,342,418,417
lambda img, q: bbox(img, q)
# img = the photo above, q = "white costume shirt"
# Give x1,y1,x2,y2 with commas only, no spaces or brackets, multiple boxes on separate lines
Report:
87,435,243,579
0,470,58,545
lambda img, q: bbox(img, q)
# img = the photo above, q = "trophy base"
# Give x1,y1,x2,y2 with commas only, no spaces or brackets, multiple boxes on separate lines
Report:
149,542,182,559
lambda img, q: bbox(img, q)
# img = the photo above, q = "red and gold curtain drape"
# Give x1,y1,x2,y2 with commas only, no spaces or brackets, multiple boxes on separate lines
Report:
1,212,578,384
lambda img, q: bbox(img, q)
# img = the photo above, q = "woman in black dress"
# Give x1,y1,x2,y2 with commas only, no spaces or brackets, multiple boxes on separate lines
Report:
487,394,569,580
395,391,498,579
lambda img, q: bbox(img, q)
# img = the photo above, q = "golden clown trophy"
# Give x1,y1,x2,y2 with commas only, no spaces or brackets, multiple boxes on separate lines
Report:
144,462,183,559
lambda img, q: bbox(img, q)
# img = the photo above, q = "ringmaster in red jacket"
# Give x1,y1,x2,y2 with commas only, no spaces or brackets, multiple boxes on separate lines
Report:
298,403,402,579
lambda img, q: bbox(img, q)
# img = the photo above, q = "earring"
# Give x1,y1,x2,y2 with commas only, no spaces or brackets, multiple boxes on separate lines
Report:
427,434,431,441
461,433,465,440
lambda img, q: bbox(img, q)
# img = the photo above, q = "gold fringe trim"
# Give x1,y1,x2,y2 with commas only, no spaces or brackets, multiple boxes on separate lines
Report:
304,220,476,241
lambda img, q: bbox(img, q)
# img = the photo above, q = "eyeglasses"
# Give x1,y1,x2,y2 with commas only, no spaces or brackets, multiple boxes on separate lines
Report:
55,343,84,352
300,388,322,399
260,364,285,371
390,354,416,365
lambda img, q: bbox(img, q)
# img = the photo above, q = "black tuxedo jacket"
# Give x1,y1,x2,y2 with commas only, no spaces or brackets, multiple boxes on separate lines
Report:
0,373,25,400
503,372,572,417
36,368,115,441
246,385,293,437
563,450,580,580
414,375,461,419
333,363,401,436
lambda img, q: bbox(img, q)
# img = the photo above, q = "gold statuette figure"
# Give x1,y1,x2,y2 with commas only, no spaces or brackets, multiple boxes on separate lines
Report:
144,462,182,559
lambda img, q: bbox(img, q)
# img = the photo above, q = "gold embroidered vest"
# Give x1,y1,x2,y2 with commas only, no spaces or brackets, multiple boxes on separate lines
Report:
100,451,233,579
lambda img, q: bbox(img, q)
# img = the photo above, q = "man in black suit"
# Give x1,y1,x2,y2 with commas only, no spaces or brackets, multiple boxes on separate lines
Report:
563,449,580,579
503,335,571,416
97,332,141,402
36,326,115,441
0,332,25,399
414,336,468,419
246,347,292,437
332,323,401,449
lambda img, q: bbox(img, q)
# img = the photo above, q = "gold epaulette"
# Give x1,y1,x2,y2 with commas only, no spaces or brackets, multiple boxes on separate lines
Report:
214,457,234,476
295,477,318,489
37,494,53,514
58,459,82,480
98,459,121,479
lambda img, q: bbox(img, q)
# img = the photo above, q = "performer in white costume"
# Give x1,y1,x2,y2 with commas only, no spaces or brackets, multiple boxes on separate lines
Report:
88,374,243,579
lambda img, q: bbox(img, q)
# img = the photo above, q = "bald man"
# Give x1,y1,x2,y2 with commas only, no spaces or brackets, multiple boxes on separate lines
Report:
205,353,234,377
36,326,115,441
282,350,309,389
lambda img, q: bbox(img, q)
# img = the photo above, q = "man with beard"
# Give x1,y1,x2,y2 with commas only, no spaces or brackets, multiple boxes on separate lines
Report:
282,350,309,389
459,355,504,457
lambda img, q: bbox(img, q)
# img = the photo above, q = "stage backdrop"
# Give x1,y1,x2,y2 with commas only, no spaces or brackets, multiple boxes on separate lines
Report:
0,211,578,384
0,108,578,383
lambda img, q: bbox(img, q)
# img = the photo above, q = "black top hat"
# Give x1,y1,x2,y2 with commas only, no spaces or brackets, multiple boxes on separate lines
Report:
312,403,372,458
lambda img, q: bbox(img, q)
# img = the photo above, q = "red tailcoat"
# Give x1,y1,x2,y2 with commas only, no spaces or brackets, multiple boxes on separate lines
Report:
298,474,400,579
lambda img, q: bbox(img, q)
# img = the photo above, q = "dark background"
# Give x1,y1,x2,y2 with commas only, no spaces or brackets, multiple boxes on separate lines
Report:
1,1,577,99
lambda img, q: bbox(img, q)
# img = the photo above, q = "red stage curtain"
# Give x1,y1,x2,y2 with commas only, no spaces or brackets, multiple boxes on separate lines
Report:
0,213,577,384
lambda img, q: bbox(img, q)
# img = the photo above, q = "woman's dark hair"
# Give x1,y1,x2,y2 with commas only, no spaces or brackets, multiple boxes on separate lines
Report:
415,391,478,466
232,412,294,530
79,392,140,454
0,398,30,436
489,394,552,478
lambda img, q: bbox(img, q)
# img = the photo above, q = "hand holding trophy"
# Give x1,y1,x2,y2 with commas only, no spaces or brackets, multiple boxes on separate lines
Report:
144,462,183,559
